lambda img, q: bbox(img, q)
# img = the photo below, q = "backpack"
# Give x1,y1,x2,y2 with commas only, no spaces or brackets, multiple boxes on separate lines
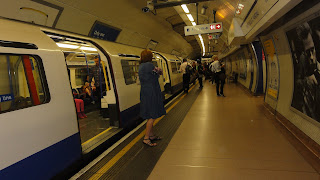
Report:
186,65,192,74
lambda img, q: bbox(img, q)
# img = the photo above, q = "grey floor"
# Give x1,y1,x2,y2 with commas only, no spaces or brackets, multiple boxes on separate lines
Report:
78,110,110,143
148,81,319,180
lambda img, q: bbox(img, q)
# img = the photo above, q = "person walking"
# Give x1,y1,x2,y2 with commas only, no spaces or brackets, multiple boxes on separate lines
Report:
210,56,226,97
197,61,204,88
180,59,192,93
139,49,166,147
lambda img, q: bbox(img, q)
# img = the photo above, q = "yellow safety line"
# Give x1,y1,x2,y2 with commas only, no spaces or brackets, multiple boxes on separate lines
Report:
89,83,197,180
100,61,110,91
82,127,113,146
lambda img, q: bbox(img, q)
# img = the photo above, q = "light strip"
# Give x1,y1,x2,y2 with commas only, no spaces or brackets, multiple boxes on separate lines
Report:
80,46,98,51
198,34,206,56
192,22,196,26
56,43,79,49
181,4,189,13
186,14,194,22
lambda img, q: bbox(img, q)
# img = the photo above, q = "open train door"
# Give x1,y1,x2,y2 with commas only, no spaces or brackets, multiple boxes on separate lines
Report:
45,32,120,153
154,53,171,94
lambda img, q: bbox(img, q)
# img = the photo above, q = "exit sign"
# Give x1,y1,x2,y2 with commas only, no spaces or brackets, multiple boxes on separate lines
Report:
184,23,223,36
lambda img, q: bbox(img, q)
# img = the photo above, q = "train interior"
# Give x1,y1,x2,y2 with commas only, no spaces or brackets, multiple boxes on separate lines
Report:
0,55,47,112
46,33,120,153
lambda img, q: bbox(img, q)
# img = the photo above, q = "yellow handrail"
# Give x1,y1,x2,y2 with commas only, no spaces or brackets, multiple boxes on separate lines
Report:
100,61,109,91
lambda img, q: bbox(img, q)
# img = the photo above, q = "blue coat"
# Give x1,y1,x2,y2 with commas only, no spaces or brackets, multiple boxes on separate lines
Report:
139,62,166,119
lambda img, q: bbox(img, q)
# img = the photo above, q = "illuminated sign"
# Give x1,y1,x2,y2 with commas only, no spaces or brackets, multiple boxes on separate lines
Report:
184,23,223,36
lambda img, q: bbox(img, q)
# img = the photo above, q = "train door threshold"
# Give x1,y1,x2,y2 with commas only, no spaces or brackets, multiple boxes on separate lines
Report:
81,127,122,154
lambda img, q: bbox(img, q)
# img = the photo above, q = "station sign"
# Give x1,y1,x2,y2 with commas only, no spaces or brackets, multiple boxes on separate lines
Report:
89,21,121,42
0,94,13,102
184,23,223,36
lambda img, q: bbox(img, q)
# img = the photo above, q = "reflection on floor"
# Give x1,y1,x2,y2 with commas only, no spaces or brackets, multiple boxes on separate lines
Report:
78,110,110,143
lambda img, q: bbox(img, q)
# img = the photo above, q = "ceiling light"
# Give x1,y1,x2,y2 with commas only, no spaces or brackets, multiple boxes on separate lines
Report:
198,34,205,56
80,46,98,51
187,14,194,22
56,43,79,49
181,4,189,13
192,22,197,26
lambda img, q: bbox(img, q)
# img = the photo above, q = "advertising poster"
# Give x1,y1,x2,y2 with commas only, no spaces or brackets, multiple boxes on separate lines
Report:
237,51,247,80
225,58,232,75
286,15,320,123
263,39,280,99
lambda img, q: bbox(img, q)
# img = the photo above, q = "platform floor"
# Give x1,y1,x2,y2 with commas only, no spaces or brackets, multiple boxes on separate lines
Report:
149,82,319,179
72,81,319,180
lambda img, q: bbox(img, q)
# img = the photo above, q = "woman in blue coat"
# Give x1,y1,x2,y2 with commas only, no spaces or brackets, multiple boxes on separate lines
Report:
139,49,166,147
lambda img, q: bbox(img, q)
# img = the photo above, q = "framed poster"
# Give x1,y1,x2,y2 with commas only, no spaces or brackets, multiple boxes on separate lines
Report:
286,14,320,123
263,38,280,99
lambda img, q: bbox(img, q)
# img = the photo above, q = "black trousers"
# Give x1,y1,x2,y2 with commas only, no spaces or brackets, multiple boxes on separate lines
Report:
215,72,225,95
198,75,203,88
183,74,190,93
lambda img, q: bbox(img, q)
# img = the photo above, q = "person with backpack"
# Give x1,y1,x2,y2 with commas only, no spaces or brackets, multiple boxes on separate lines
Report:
210,56,226,97
196,61,204,88
180,58,192,93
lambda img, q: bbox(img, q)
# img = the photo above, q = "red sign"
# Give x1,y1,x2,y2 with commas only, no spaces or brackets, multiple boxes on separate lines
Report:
210,24,221,30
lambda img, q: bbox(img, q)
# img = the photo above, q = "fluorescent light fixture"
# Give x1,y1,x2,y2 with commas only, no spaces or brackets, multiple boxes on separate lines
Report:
80,46,98,51
187,14,194,22
56,43,79,49
198,34,205,56
192,22,197,26
181,4,189,13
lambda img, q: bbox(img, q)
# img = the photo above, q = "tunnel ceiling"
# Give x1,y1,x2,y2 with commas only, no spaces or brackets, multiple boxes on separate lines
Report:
150,0,239,58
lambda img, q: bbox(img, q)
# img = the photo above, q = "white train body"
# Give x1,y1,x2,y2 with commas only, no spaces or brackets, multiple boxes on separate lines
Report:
0,18,186,179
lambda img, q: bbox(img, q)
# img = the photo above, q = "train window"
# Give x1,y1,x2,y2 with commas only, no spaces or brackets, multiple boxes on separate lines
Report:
121,60,140,85
177,62,182,72
171,62,178,73
75,67,89,86
152,61,158,67
0,54,50,114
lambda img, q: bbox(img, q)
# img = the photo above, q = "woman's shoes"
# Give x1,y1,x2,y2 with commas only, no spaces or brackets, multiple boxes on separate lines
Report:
143,139,157,147
77,112,85,119
81,112,87,118
149,135,162,141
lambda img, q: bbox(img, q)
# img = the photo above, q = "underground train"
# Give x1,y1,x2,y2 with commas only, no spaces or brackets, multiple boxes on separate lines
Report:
0,18,197,179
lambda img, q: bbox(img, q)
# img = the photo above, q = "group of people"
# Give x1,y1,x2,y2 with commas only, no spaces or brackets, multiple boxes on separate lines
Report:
179,56,226,97
73,56,105,119
138,50,227,147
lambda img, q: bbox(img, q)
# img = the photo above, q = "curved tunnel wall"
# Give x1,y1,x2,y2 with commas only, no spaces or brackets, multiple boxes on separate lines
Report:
224,2,320,147
260,3,320,145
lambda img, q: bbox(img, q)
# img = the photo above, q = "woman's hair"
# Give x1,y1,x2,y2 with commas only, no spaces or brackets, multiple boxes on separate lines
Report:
140,49,153,63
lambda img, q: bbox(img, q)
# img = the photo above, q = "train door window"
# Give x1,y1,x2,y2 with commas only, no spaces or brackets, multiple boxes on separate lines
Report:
177,62,182,72
170,61,178,73
121,60,140,85
0,54,49,113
